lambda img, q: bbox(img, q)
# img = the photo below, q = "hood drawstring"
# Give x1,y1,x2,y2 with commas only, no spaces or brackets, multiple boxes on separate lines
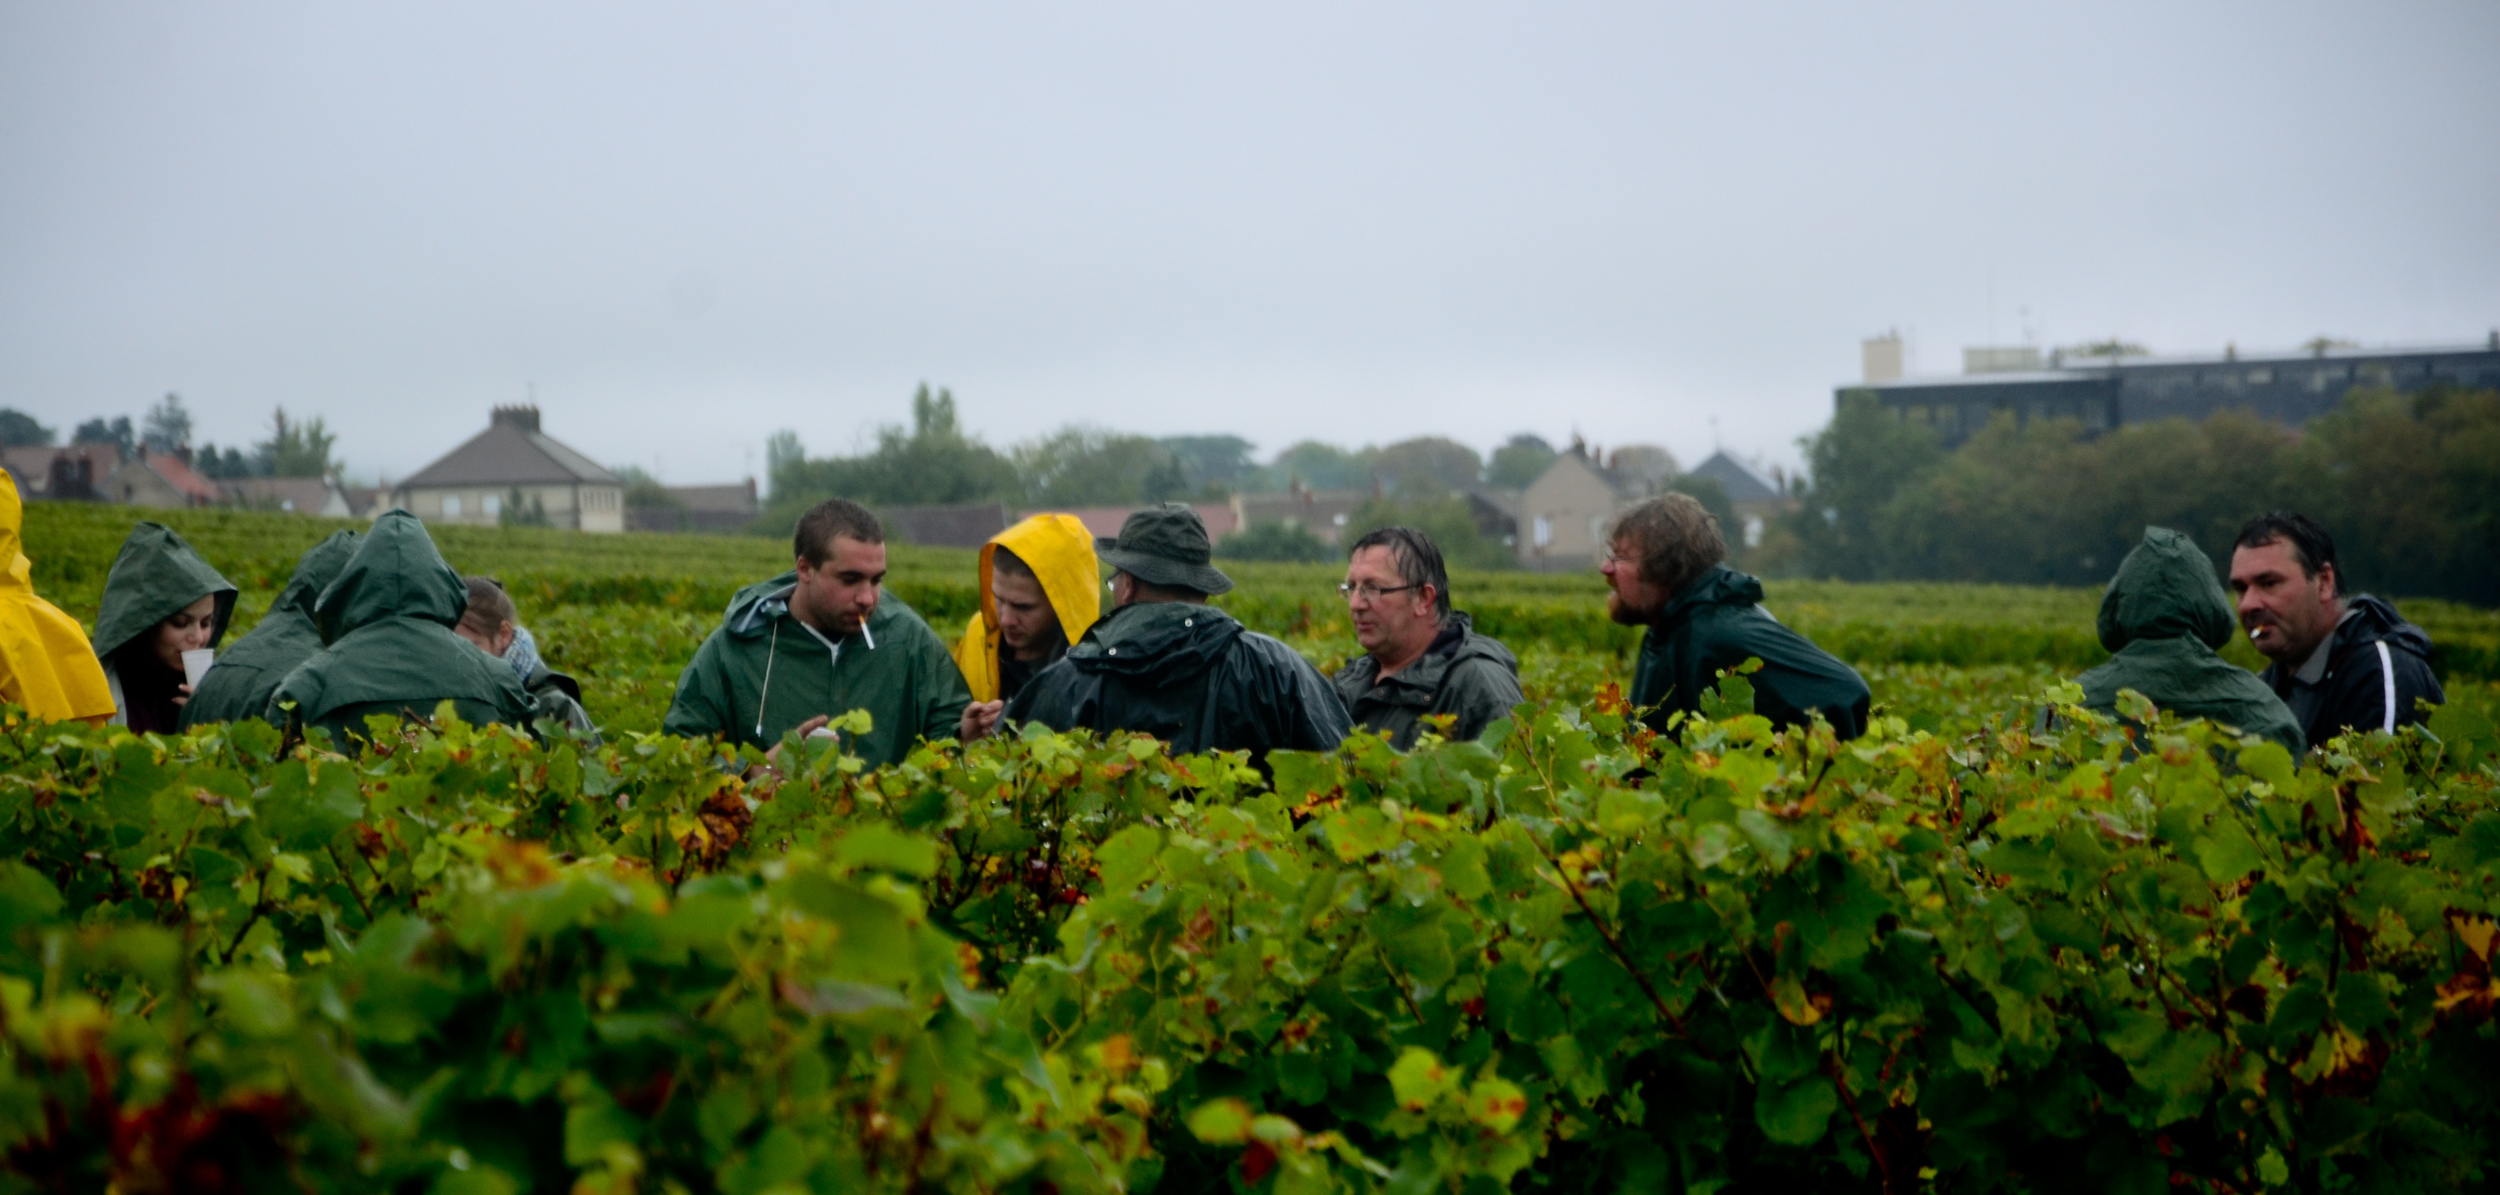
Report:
754,620,780,739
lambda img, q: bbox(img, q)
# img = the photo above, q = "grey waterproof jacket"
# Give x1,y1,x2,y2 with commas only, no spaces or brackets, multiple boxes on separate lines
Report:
1330,612,1524,749
1009,601,1352,761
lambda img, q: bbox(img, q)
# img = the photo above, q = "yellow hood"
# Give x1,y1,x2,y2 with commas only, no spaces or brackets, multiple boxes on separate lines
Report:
0,471,114,724
952,513,1101,703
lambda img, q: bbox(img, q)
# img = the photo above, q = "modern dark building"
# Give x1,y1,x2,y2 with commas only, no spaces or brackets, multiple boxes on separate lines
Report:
1841,335,2500,446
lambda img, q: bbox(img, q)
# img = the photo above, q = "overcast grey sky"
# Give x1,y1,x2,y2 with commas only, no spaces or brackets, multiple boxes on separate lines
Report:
4,2,2496,487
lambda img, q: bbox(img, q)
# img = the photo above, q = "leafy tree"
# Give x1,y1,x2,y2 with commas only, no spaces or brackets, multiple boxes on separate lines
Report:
1608,444,1680,494
191,444,257,479
1485,433,1556,489
768,385,1020,513
1667,473,1737,551
1371,437,1483,498
764,430,806,498
142,393,192,454
1013,426,1178,506
1256,440,1375,492
1215,520,1333,563
1157,435,1257,495
254,407,338,478
616,465,683,512
1783,391,1943,580
0,408,54,448
1340,494,1514,571
72,416,135,458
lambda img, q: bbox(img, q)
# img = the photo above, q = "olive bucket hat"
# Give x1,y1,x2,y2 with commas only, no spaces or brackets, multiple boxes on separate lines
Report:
1096,503,1234,596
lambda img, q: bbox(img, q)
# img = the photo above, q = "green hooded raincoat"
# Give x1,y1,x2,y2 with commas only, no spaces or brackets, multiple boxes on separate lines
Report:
662,574,972,768
180,530,360,729
1630,565,1871,739
266,513,533,744
92,523,238,732
2075,527,2304,754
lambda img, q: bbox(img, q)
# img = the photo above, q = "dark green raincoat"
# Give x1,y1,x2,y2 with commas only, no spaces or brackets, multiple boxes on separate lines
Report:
1630,566,1870,739
266,512,534,745
180,530,360,729
2075,527,2304,753
662,574,971,768
92,523,237,733
1330,612,1524,749
1008,601,1353,760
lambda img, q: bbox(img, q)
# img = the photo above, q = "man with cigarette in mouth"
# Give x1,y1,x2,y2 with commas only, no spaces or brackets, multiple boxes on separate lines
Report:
2228,512,2443,751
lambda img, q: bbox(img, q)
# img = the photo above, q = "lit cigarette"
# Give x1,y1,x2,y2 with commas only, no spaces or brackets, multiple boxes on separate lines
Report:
860,621,876,650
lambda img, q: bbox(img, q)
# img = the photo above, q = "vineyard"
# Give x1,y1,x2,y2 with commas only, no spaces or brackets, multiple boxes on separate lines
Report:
6,504,2500,1192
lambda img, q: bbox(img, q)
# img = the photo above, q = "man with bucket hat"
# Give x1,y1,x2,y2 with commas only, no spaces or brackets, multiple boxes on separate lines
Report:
1007,503,1351,761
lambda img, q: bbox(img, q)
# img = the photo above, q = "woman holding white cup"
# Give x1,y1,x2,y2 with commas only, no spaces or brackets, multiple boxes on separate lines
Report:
90,522,236,734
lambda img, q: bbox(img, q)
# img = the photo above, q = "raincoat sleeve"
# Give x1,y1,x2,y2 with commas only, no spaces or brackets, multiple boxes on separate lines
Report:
0,597,115,724
1004,659,1086,732
1235,637,1352,751
1441,657,1526,742
911,623,976,743
953,611,999,704
661,632,741,743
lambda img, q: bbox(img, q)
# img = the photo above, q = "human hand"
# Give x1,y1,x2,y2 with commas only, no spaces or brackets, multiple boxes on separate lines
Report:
762,714,835,766
959,700,1004,742
173,683,193,708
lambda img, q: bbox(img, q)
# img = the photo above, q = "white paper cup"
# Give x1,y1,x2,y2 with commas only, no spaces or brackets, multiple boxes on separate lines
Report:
181,649,215,687
807,726,837,740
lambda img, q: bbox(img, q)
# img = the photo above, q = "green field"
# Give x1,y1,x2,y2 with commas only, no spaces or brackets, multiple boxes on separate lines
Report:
9,503,2500,1192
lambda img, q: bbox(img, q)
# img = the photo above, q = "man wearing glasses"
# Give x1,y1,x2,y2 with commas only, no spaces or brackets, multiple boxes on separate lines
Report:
1603,493,1870,740
1008,503,1350,762
1330,527,1524,749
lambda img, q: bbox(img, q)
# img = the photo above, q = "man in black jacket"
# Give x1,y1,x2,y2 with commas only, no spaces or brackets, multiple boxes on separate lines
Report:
2228,512,2443,749
1009,503,1351,760
1330,526,1524,749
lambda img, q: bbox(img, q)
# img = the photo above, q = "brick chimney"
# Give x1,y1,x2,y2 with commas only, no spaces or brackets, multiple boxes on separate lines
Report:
490,405,542,433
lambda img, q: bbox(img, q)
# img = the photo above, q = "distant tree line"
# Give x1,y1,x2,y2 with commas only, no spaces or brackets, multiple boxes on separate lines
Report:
1772,385,2499,602
762,385,1691,558
0,394,339,480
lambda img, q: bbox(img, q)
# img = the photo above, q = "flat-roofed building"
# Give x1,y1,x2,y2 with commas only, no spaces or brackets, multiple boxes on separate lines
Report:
1846,336,2500,447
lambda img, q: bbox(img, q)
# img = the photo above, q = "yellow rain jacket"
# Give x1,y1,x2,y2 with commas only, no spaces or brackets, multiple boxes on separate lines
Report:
0,471,114,724
951,514,1101,703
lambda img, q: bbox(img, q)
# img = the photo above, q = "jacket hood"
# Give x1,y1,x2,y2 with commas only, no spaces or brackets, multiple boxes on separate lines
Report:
1,468,27,594
2096,527,2234,652
91,522,238,660
1658,565,1766,628
0,471,115,722
316,512,467,643
1067,601,1242,687
2338,594,2434,660
278,531,363,632
985,514,1102,648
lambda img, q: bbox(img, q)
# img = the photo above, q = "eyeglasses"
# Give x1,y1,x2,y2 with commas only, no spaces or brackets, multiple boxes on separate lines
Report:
1338,582,1420,601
